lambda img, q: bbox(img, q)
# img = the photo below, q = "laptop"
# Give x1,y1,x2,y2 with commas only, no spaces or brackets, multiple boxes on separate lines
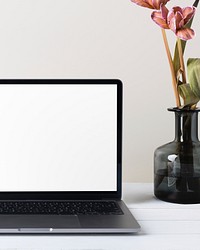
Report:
0,79,140,233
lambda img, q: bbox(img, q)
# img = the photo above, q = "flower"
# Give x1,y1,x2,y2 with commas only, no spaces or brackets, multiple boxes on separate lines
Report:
130,0,200,109
151,5,169,29
151,6,196,40
168,7,196,40
131,0,169,10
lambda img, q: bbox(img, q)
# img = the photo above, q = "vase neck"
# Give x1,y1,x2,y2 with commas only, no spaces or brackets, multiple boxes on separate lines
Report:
173,110,199,142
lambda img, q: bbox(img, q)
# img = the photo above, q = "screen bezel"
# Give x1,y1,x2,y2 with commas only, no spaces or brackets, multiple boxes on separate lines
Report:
0,79,122,200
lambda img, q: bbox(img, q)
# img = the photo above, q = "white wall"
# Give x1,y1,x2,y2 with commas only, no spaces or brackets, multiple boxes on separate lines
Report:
0,0,199,182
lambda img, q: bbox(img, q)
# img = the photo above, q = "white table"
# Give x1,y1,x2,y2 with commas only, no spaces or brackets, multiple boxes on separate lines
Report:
0,183,200,249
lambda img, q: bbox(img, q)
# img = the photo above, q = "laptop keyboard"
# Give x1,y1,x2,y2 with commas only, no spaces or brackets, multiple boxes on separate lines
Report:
0,201,123,215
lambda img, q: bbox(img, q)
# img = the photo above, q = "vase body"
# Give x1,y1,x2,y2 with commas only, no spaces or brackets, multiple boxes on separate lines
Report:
154,108,200,204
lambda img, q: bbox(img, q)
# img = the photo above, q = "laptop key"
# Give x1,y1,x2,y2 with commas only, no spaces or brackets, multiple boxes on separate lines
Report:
0,201,123,215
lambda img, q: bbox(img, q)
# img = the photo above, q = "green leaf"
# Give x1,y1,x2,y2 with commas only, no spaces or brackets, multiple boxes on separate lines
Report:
178,82,199,107
188,58,200,99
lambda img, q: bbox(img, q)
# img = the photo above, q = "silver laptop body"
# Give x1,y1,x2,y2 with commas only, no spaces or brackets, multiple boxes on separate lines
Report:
0,79,140,233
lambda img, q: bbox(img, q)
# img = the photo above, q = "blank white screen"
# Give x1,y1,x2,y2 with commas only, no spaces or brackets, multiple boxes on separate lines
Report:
0,84,117,191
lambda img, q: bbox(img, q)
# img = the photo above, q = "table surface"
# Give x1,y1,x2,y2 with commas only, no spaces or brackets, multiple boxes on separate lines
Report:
0,183,200,250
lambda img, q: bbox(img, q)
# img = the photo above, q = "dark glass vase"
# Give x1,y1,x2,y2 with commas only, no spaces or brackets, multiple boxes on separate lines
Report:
154,108,200,204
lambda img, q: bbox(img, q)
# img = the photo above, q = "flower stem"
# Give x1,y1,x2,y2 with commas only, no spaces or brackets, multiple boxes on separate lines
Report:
161,29,181,107
177,38,187,84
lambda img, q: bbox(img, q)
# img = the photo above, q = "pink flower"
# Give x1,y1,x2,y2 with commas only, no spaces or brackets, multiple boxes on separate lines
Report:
131,0,169,10
151,6,196,40
151,5,169,29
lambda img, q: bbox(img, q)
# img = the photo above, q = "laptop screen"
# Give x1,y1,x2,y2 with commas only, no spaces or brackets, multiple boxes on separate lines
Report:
0,81,121,193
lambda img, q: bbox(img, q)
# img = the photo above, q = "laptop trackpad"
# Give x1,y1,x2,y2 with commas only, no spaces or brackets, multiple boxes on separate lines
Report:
0,215,81,229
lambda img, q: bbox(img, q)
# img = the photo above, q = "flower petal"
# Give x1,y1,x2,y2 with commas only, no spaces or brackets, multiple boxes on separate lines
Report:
176,28,195,41
152,0,162,9
151,11,169,29
175,11,184,29
152,0,169,9
131,0,154,9
168,10,184,33
182,6,196,25
146,0,154,7
170,6,183,14
161,4,168,19
162,0,169,5
168,6,183,22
